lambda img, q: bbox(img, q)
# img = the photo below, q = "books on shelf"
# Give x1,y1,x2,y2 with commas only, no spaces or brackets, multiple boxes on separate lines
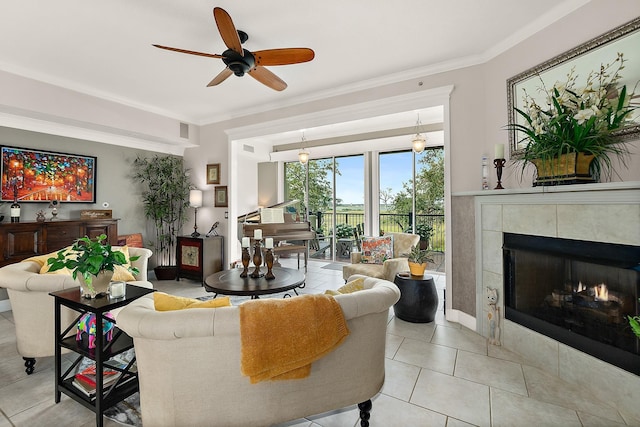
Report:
71,359,137,398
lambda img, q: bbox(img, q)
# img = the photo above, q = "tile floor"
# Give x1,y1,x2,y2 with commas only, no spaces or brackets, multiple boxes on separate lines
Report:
0,259,638,426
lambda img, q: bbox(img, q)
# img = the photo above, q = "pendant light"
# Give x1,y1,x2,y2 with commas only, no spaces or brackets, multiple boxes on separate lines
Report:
298,132,309,164
411,113,427,153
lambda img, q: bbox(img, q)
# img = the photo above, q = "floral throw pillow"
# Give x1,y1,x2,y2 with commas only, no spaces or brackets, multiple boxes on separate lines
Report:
360,236,394,264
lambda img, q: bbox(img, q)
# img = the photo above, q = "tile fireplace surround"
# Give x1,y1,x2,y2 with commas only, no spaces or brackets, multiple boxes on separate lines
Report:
471,182,639,420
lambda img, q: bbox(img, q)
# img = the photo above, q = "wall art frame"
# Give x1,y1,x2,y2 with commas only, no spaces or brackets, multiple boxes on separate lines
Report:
1,146,97,203
207,163,221,185
214,185,228,207
507,17,640,157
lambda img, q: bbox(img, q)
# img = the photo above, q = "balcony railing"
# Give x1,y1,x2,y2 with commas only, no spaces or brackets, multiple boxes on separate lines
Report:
311,212,445,252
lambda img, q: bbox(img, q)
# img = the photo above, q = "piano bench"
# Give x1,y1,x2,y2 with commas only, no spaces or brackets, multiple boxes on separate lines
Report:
273,244,308,270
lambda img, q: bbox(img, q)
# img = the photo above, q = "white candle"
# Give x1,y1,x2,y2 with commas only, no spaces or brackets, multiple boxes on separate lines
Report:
109,281,125,298
265,237,274,249
494,143,505,159
254,229,262,240
241,237,250,248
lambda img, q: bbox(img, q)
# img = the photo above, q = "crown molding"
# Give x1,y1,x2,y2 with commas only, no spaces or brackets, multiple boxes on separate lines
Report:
0,105,194,156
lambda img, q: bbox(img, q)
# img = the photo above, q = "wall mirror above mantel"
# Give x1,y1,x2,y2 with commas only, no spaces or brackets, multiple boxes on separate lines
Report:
507,17,640,157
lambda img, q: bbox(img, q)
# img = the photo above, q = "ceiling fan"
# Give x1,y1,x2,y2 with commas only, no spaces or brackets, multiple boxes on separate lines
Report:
153,7,315,91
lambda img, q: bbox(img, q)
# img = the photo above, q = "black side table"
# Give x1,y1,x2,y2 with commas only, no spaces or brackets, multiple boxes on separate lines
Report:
393,272,439,323
50,284,154,427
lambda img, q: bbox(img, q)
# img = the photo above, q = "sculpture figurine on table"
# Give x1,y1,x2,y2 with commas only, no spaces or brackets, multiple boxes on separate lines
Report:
76,312,115,349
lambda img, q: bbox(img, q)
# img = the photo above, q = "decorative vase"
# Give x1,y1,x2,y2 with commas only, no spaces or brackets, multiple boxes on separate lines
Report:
531,152,596,186
79,270,114,299
408,262,427,277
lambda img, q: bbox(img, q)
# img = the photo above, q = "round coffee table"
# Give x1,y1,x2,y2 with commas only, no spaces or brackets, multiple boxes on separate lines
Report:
204,267,305,299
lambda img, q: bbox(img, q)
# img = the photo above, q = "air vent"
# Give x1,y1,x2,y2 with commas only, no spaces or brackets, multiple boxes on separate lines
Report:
243,144,255,153
180,123,189,139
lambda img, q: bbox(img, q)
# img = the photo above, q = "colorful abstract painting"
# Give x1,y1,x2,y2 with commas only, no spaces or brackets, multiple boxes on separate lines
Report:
1,146,96,203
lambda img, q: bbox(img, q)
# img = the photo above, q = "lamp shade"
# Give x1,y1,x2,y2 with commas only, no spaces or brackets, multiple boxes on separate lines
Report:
189,189,203,208
298,149,309,165
412,134,426,153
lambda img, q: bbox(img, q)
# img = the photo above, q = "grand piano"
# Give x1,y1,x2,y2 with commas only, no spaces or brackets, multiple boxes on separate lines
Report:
238,200,315,270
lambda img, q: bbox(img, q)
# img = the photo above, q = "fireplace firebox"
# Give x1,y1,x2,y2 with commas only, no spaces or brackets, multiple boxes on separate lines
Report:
503,233,639,375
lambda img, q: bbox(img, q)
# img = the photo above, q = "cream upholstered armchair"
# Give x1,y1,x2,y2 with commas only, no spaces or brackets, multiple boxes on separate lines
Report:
0,247,153,374
116,277,400,427
342,232,420,282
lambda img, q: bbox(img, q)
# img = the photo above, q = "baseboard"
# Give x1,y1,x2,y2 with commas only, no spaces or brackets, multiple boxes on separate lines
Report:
445,309,476,331
0,299,11,313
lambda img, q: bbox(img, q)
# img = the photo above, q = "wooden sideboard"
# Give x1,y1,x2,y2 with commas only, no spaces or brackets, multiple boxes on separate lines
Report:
0,219,118,267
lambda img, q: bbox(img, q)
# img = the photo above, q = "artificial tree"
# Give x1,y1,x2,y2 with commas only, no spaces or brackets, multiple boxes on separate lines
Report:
132,155,192,279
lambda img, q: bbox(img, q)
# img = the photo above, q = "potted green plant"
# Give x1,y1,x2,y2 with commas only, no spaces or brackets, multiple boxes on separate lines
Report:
47,234,139,298
132,155,192,280
506,52,636,185
334,223,354,239
411,223,433,250
404,244,434,276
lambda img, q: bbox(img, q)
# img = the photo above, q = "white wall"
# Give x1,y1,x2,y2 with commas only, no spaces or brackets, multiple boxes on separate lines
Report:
0,69,198,155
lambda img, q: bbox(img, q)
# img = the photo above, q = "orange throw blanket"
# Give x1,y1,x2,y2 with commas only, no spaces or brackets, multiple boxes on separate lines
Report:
240,294,349,383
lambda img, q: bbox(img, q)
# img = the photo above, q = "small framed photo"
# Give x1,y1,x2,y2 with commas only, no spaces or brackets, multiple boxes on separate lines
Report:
206,163,220,184
214,185,228,207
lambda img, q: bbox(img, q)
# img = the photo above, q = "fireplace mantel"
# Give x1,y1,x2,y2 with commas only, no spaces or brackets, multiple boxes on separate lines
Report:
471,182,640,420
455,180,640,197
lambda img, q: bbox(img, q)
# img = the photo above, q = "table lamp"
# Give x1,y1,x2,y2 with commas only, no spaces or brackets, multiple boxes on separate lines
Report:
189,189,203,237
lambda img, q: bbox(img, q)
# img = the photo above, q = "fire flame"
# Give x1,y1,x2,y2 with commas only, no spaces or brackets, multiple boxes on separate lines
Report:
594,283,608,302
576,281,586,293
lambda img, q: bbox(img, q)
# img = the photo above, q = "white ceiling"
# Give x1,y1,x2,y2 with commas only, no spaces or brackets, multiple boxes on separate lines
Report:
0,0,588,133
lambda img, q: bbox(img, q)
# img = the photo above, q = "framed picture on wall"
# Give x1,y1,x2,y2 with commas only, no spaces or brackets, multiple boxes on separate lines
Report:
207,163,220,184
0,146,97,203
214,185,228,207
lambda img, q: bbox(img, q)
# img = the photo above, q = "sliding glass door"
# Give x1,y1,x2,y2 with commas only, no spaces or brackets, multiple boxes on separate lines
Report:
378,147,444,252
285,154,364,261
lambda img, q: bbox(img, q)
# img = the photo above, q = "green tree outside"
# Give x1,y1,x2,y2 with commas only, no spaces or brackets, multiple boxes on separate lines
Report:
284,159,340,214
392,148,444,216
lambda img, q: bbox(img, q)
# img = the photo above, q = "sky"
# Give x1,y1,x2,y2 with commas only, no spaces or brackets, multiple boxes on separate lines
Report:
335,151,414,205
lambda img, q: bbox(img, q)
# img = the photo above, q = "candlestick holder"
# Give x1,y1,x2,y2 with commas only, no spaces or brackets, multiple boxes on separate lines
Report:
240,247,250,278
264,248,275,280
493,158,506,190
250,240,264,278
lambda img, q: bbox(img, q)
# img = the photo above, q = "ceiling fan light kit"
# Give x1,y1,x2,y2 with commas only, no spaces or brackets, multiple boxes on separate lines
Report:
153,7,314,91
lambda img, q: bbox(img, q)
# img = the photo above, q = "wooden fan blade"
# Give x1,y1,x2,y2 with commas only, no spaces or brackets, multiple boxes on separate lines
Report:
207,68,234,87
248,66,287,91
153,44,223,59
213,7,243,56
253,48,315,66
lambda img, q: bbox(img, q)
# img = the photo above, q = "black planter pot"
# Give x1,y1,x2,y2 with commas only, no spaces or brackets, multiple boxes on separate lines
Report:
154,266,177,281
393,272,438,323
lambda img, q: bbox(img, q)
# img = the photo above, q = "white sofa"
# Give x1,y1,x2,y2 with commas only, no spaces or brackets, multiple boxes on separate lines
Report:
116,276,400,427
342,232,420,282
0,246,153,374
